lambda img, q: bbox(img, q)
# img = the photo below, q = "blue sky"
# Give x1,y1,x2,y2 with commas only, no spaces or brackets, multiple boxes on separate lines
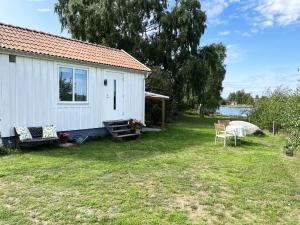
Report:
0,0,299,97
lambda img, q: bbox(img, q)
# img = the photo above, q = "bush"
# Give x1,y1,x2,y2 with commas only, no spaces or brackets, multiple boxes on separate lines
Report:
251,86,300,151
0,146,13,156
282,88,300,151
251,88,289,130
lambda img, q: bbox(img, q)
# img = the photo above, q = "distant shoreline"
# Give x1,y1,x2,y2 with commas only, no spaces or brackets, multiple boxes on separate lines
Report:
221,105,253,108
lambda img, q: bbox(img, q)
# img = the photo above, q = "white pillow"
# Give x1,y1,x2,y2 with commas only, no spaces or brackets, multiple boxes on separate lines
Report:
42,126,58,139
15,127,32,141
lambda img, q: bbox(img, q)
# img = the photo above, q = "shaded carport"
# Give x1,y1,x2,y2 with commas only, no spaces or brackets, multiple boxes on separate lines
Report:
145,92,169,128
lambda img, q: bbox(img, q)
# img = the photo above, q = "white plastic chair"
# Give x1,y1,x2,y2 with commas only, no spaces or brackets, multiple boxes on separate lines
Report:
214,123,237,147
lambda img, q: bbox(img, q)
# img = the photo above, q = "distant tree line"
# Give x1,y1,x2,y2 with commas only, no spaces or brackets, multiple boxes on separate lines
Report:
227,90,254,105
55,0,227,118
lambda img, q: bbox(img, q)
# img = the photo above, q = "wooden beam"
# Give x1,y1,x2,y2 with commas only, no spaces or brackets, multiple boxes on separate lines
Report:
161,99,165,128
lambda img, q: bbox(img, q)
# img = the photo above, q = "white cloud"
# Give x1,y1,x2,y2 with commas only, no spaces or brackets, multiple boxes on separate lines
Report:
219,30,231,36
36,8,51,12
256,0,300,27
226,44,247,64
222,67,300,97
202,0,240,24
241,32,251,37
240,0,300,29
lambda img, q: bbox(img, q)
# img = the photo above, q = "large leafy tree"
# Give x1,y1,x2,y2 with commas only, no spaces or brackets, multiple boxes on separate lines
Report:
147,0,206,112
201,44,226,113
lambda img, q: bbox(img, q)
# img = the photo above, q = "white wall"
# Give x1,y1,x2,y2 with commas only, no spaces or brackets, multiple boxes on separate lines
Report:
0,53,145,137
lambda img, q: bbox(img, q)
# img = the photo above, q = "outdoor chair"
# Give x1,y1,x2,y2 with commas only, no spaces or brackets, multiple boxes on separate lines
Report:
218,120,230,127
214,123,237,147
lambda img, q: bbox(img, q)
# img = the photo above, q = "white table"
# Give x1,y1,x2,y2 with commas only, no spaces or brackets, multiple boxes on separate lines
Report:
226,125,247,138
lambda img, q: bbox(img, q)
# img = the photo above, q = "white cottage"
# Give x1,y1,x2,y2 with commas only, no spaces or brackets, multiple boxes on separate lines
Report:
0,23,151,145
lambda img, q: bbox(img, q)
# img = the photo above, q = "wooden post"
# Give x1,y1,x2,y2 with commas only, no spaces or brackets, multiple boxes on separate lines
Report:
161,99,165,128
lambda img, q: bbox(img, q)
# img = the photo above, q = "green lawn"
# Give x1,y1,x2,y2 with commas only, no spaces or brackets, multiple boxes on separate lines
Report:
0,115,299,225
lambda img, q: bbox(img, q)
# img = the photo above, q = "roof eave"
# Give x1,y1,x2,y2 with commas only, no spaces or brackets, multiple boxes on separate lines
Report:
0,47,152,74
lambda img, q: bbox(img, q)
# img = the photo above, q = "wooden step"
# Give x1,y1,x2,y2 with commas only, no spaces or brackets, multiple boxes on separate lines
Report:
104,119,129,123
112,129,132,133
104,119,129,126
108,124,130,129
116,133,140,138
103,119,140,140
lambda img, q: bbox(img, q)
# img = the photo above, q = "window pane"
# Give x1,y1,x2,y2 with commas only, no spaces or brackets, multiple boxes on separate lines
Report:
59,67,73,101
75,69,87,101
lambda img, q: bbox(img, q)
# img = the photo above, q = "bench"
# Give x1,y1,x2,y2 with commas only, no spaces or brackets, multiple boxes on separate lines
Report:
14,126,59,148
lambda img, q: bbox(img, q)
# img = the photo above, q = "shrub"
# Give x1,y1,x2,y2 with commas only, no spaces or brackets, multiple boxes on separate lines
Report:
0,146,13,156
282,88,300,151
251,87,289,131
251,86,300,151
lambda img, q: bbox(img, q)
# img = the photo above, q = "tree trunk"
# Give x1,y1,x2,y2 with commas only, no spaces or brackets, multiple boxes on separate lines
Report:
198,103,205,117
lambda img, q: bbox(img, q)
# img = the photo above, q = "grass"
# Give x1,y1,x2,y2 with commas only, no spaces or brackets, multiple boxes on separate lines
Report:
0,114,299,224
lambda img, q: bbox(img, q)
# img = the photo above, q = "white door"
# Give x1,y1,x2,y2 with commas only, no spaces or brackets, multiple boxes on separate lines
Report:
103,71,125,121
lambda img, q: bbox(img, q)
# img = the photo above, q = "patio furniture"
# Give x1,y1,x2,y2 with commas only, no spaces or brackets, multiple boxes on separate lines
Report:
214,123,237,147
218,120,230,127
14,126,59,148
226,124,247,138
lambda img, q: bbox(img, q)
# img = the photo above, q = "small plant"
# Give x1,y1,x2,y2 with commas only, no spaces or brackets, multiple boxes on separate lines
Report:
283,144,294,157
0,146,14,156
130,119,143,131
59,132,69,144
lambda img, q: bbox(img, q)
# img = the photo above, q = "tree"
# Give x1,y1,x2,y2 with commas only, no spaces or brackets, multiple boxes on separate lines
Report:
151,0,206,113
227,90,254,105
199,43,226,115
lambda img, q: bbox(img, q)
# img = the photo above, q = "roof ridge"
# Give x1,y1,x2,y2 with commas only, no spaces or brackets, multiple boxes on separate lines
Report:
0,22,122,52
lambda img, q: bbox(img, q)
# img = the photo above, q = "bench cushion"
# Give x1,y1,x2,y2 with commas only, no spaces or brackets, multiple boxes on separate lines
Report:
28,127,43,138
42,126,58,139
15,127,32,141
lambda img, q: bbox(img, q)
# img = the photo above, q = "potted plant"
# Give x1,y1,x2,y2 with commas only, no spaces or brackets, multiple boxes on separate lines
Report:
130,119,143,134
283,144,294,157
60,132,69,144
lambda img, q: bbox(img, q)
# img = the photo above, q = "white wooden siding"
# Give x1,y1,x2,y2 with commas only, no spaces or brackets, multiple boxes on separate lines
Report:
0,53,145,137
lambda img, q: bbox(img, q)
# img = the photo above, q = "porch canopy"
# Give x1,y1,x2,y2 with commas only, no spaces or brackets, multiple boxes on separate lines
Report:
145,92,169,128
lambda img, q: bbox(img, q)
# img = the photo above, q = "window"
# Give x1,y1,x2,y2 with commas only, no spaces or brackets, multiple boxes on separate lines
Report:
59,67,87,102
9,55,16,63
74,69,87,101
113,79,116,110
59,67,73,101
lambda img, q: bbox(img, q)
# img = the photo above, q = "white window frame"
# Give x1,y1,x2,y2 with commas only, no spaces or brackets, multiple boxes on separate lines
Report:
58,65,89,104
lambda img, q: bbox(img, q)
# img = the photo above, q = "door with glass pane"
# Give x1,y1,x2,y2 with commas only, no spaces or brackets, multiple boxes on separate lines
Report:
103,71,124,121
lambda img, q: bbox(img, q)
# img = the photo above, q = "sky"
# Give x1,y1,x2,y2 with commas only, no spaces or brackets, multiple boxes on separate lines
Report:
0,0,299,98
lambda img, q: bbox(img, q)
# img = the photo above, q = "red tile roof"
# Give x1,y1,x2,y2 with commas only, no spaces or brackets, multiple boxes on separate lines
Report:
0,23,151,72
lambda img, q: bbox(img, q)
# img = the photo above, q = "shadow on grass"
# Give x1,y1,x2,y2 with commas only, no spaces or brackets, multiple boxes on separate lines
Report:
21,124,214,163
16,115,267,162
